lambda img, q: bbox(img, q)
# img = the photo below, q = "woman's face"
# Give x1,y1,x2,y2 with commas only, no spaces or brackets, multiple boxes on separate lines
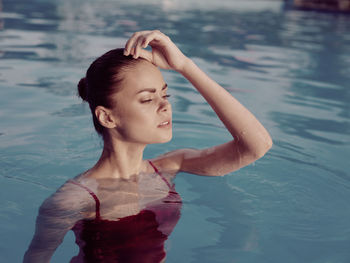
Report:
110,60,172,144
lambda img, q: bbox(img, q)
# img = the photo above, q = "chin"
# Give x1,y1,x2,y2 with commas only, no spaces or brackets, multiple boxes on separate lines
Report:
155,132,172,144
164,136,173,143
159,134,172,144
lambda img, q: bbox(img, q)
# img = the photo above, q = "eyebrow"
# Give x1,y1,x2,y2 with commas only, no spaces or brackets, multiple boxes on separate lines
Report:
136,83,168,94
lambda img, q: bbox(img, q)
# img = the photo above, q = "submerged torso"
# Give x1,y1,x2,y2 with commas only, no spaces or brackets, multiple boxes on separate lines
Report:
69,161,182,263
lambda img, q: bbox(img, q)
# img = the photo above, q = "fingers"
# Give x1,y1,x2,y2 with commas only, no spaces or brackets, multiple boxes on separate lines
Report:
124,31,149,58
124,32,141,56
124,30,165,59
133,35,145,59
141,31,157,47
137,49,153,62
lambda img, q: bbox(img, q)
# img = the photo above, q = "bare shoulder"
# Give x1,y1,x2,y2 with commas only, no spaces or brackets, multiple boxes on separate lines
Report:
39,179,95,220
148,148,194,175
149,140,259,177
26,179,95,257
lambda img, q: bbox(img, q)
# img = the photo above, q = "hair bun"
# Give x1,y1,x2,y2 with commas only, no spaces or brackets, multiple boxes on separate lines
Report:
77,77,88,101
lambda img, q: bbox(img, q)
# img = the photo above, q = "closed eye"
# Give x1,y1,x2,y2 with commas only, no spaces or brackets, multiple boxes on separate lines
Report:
141,94,171,103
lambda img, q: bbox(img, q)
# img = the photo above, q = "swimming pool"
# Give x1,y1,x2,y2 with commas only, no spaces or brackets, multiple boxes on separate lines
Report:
1,0,350,262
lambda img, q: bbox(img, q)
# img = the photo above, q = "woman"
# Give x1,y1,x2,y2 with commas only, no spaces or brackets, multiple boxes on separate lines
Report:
23,30,272,263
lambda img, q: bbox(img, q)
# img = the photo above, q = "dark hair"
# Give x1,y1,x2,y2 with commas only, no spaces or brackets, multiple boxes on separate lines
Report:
78,48,140,136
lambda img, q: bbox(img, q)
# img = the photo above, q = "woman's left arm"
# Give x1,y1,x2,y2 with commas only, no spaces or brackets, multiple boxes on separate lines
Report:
124,30,272,176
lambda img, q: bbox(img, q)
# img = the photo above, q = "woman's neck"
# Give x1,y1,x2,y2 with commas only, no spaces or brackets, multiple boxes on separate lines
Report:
89,139,148,180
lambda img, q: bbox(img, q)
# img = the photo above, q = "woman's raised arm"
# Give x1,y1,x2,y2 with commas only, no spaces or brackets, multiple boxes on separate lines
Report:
124,30,272,176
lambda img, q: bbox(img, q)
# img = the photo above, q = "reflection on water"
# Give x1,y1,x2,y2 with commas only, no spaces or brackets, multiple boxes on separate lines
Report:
1,0,350,262
270,111,349,144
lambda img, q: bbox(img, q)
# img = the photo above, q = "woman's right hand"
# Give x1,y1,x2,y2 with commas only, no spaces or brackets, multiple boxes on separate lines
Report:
123,30,190,73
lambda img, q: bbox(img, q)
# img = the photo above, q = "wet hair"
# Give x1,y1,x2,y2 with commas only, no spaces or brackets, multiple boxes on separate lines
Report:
77,48,140,136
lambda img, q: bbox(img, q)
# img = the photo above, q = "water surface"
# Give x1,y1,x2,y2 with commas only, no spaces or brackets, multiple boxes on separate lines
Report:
1,0,350,262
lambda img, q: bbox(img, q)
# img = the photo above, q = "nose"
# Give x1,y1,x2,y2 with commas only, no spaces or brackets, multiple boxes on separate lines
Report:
157,97,171,112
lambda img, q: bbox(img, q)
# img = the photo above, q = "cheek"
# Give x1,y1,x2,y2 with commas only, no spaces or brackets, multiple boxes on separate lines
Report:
120,106,154,131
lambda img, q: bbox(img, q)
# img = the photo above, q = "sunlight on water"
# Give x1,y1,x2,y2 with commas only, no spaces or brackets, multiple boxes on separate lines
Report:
0,0,350,262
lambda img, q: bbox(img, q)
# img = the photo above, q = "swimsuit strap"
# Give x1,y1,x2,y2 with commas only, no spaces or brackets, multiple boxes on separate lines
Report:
69,162,168,219
68,180,101,220
148,160,171,189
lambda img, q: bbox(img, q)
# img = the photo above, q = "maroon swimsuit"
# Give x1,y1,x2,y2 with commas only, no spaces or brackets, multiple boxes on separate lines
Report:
68,161,182,263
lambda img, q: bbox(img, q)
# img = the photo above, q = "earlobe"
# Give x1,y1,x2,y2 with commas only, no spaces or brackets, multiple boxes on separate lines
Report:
95,106,118,129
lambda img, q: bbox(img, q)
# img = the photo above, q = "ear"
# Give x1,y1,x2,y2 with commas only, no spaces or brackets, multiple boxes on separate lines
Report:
95,106,118,129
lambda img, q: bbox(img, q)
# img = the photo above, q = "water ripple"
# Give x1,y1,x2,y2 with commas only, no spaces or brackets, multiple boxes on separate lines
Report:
270,111,350,144
1,0,350,262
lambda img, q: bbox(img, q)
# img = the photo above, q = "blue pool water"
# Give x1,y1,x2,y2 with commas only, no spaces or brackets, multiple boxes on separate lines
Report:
1,0,350,262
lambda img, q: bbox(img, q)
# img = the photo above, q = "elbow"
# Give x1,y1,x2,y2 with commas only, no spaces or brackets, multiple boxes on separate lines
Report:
253,135,273,160
233,133,273,167
240,134,272,162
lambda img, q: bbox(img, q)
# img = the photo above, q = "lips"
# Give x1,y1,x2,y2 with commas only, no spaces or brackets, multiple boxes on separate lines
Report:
157,119,171,127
